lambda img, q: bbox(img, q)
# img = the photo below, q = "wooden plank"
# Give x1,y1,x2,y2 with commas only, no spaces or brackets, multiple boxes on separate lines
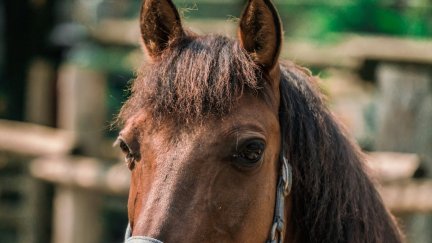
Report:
91,19,140,46
283,41,361,69
285,35,432,67
89,18,432,66
379,180,432,213
30,156,129,195
366,152,421,182
339,35,432,64
0,119,75,156
90,19,238,46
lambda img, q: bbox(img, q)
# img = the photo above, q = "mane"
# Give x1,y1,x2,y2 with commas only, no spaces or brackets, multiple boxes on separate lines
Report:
279,63,403,243
118,34,262,125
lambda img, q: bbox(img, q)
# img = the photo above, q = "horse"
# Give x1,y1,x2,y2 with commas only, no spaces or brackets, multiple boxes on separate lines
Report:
116,0,403,242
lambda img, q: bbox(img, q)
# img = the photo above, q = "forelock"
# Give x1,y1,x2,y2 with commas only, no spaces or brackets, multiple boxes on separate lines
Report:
118,35,263,126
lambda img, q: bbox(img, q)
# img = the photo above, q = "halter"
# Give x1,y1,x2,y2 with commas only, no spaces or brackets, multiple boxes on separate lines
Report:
267,155,293,243
124,156,293,243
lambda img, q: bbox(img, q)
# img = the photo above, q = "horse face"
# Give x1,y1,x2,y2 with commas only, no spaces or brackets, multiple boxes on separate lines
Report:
120,92,282,242
118,0,287,242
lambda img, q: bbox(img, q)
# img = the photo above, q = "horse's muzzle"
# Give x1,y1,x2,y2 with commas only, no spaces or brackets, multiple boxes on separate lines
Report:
124,224,163,243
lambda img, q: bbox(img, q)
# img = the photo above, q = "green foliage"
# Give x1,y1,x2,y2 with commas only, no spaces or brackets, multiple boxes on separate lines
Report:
277,0,432,40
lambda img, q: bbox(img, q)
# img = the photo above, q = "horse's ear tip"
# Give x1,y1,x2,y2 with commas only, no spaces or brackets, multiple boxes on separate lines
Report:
139,0,182,58
238,0,282,69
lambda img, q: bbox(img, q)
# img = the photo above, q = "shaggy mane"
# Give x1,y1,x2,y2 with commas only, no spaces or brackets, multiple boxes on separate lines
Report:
118,35,262,125
279,63,403,243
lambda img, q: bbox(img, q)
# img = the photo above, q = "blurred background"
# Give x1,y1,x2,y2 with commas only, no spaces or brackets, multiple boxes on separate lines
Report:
0,0,431,242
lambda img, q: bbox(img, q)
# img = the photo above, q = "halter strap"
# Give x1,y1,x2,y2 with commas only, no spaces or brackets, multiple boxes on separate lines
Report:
124,224,163,243
267,156,293,243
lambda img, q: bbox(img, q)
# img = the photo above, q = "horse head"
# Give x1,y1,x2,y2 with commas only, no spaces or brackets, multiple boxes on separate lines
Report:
117,1,403,242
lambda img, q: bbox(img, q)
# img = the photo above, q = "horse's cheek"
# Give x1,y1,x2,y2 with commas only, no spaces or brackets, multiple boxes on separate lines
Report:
128,169,140,227
206,167,268,241
128,162,152,229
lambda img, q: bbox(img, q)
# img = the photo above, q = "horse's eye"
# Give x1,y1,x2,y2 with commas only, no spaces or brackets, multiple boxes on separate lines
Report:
117,138,137,170
234,139,265,167
119,140,131,154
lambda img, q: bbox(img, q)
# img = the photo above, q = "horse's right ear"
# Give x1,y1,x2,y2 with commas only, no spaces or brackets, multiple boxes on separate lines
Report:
238,0,282,70
140,0,183,59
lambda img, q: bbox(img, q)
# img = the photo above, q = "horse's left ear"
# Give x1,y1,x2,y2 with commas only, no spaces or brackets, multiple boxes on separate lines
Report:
238,0,282,70
140,0,184,59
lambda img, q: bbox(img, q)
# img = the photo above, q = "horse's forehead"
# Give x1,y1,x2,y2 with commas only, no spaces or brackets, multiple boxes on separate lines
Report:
123,93,279,144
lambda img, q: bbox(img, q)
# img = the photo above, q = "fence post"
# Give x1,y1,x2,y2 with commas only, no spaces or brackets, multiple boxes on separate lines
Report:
21,58,57,243
54,64,106,243
376,62,432,243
